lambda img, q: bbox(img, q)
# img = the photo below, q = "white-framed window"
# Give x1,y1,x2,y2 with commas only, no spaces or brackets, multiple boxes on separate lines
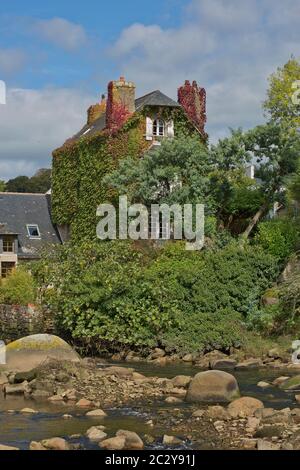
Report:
27,224,41,239
153,119,165,137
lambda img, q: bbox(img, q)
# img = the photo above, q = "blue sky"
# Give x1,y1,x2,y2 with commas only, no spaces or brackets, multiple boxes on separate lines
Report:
0,0,299,179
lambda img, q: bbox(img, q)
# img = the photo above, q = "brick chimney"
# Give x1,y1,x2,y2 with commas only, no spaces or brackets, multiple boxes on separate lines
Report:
106,77,136,131
87,94,106,125
178,80,207,136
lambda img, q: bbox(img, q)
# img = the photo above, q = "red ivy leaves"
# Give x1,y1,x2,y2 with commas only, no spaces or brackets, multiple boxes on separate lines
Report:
178,80,207,137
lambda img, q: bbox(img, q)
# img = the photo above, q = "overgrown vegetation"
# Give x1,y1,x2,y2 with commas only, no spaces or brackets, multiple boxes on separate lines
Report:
0,268,37,305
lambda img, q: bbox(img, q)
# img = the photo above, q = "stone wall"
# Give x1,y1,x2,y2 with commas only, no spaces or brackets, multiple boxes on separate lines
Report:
0,304,55,342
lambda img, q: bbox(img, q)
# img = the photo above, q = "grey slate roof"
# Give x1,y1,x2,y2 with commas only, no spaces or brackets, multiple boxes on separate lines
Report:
0,193,61,258
71,90,181,142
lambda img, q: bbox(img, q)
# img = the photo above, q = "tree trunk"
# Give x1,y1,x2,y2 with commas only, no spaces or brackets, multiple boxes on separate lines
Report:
242,202,270,239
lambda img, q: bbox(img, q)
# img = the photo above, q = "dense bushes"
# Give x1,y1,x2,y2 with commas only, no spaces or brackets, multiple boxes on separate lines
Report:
32,240,279,354
254,218,300,262
0,268,37,305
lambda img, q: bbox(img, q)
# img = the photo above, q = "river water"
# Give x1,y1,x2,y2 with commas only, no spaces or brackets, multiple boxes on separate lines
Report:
0,361,299,450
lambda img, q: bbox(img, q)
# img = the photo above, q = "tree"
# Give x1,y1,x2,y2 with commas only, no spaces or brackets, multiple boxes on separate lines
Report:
243,123,300,237
263,58,300,128
6,169,51,193
104,135,216,210
0,180,6,191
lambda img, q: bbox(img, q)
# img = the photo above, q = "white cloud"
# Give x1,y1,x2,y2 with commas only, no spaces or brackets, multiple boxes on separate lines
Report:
33,17,87,51
0,48,27,75
0,87,95,180
110,0,300,143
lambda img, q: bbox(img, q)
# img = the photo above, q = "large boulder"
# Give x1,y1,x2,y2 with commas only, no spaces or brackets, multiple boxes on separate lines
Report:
0,334,80,372
186,370,240,403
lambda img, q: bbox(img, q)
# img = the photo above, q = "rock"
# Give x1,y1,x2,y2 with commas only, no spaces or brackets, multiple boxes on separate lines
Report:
4,381,30,395
235,359,263,370
228,397,264,418
280,375,300,391
192,410,205,418
182,354,195,363
254,408,275,419
246,417,261,432
168,388,187,398
48,395,64,403
63,389,78,401
195,351,227,369
116,430,144,450
150,348,166,359
0,444,19,450
100,436,126,450
210,359,237,370
240,438,257,450
76,398,93,408
257,381,272,389
31,390,52,400
205,405,230,421
30,379,55,393
29,441,47,451
257,439,280,451
41,438,70,451
261,410,292,425
86,409,107,417
103,366,134,377
163,435,183,446
63,414,73,419
186,370,240,403
86,426,107,443
0,373,8,386
20,408,37,414
132,372,146,380
165,397,183,404
55,371,70,383
1,334,80,372
295,395,300,404
273,376,289,386
152,357,167,366
255,425,285,439
172,376,191,388
14,370,36,384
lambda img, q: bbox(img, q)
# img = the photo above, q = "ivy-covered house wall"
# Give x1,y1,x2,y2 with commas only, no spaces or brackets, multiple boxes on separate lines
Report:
52,78,207,242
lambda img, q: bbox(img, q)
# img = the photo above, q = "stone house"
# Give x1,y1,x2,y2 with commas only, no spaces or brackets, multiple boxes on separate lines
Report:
0,192,61,277
52,77,207,241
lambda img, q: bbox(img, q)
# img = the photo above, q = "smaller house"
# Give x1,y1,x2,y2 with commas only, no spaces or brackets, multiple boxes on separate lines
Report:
0,193,61,277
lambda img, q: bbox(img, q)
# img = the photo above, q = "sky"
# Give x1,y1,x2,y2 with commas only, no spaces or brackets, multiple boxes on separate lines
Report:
0,0,299,180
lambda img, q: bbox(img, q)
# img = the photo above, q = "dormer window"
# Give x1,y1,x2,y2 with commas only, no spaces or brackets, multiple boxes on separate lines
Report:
27,224,41,239
153,119,165,137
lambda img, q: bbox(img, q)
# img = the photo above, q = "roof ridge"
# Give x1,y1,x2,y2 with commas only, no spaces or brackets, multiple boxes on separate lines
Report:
0,192,46,196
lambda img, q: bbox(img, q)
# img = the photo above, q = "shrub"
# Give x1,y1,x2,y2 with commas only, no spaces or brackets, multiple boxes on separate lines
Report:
254,218,300,262
0,268,37,305
33,240,279,353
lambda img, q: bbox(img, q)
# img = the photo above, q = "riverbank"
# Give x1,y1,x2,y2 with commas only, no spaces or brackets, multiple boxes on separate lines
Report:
2,357,300,450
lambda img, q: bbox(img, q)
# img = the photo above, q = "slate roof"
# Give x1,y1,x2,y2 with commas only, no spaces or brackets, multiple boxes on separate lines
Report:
70,90,181,142
0,193,61,258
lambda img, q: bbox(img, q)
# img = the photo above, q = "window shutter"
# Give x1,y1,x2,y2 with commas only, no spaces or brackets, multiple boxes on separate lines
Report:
167,119,174,138
146,117,153,140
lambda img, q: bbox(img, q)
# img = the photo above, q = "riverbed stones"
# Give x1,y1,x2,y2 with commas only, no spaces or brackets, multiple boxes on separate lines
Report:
165,396,183,404
86,409,107,417
86,426,107,443
116,430,144,450
186,370,240,403
272,376,289,386
1,334,80,372
4,381,30,395
172,376,191,388
163,435,183,446
100,436,126,450
0,444,19,451
14,370,36,384
228,397,264,418
279,375,300,391
103,366,134,378
41,437,70,451
257,439,280,451
205,405,230,421
257,381,272,389
20,408,37,414
48,395,64,403
235,359,263,370
76,398,93,408
30,441,47,451
210,359,237,370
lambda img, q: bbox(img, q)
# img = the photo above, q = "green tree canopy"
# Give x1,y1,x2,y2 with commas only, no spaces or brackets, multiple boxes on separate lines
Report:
263,58,300,128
